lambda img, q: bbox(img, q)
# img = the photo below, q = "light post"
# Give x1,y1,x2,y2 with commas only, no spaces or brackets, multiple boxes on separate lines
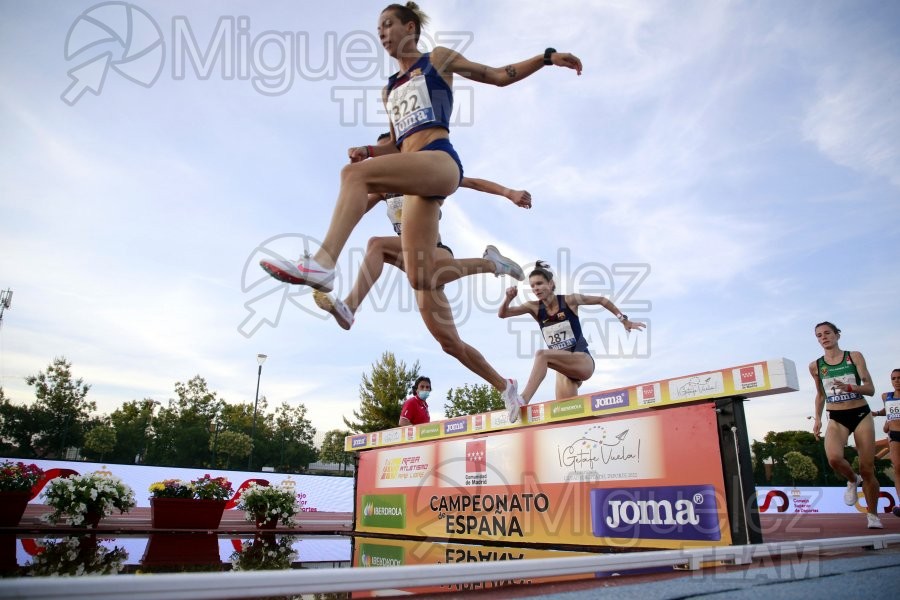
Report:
248,353,267,470
0,289,12,329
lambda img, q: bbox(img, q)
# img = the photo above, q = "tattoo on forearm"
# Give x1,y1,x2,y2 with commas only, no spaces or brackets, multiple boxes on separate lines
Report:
505,65,517,79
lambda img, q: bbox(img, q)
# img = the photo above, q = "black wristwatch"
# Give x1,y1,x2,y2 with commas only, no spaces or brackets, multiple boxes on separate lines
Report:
617,313,628,322
543,47,556,65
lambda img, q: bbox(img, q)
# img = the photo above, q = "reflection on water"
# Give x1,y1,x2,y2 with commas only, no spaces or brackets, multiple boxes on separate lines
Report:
2,533,351,577
1,532,615,597
232,534,298,571
350,536,600,597
25,535,127,577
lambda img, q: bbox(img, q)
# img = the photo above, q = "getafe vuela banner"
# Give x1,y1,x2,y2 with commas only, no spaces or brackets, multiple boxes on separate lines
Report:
355,403,732,549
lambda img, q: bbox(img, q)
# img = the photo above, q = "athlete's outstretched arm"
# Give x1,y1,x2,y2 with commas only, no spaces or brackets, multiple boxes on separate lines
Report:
432,47,582,87
568,293,645,332
460,177,532,208
499,286,535,319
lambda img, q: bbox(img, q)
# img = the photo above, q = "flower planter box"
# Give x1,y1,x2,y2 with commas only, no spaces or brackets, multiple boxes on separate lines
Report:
150,498,227,530
0,492,30,527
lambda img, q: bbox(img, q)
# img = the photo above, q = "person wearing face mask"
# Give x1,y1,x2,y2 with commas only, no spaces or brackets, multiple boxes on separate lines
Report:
400,376,432,426
498,260,644,422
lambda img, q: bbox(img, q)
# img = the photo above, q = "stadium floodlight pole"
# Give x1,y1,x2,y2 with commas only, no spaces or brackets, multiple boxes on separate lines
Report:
0,289,12,328
248,353,267,470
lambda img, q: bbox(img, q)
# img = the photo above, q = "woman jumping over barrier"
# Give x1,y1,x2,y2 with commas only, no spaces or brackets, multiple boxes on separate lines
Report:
809,321,882,529
313,133,531,330
872,368,900,517
259,2,582,414
498,260,644,420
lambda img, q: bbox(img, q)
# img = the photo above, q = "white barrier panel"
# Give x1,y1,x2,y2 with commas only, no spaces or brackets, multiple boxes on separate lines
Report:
756,486,899,514
1,458,354,511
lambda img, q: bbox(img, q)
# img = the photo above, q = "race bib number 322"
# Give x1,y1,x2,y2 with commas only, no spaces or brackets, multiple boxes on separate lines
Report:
387,75,435,138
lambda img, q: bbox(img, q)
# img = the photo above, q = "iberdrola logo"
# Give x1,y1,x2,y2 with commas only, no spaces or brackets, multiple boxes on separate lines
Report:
360,552,371,567
362,501,374,517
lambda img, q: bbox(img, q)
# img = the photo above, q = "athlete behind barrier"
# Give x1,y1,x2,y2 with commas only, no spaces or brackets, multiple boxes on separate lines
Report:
497,260,644,422
809,321,882,529
871,368,900,518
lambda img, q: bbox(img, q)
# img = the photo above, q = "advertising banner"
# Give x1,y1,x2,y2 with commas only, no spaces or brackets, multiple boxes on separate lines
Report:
756,486,899,515
345,357,799,452
355,403,733,549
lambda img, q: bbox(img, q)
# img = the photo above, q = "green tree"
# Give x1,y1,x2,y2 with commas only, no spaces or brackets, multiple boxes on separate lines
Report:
784,451,818,486
147,376,222,467
214,430,252,469
83,425,116,462
444,383,503,418
266,402,318,472
0,389,41,457
25,357,95,458
344,352,419,433
320,429,353,474
108,399,160,464
751,430,828,486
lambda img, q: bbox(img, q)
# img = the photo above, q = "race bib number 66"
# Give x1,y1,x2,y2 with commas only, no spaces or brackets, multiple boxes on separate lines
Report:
886,399,900,422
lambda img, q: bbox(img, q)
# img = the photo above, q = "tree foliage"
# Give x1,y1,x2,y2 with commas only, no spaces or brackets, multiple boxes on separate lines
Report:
213,430,252,469
83,425,117,461
344,352,419,433
108,399,157,465
783,451,818,485
320,429,353,474
444,383,503,418
25,357,95,458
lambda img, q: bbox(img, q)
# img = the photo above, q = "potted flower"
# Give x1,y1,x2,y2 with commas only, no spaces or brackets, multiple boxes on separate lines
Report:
41,471,136,528
230,535,297,571
236,482,299,528
148,475,233,529
0,461,43,526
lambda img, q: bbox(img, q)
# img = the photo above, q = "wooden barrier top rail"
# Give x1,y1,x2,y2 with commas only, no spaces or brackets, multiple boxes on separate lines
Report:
345,357,799,452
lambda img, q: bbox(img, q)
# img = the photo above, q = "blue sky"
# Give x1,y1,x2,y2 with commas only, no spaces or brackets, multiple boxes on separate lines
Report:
1,0,898,448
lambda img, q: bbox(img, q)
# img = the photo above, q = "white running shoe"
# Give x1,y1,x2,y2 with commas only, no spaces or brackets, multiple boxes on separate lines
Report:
866,513,884,529
483,245,525,281
260,254,335,292
843,474,862,506
501,379,523,423
313,291,354,330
